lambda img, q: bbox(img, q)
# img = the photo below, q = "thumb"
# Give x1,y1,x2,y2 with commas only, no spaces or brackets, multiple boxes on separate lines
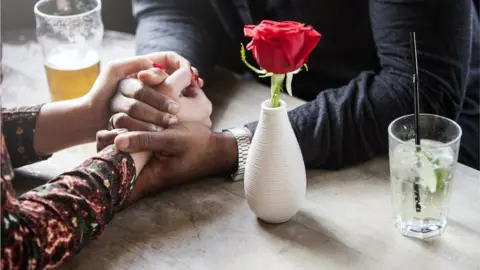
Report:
161,68,192,97
137,68,168,86
114,131,183,155
96,129,127,152
88,56,154,100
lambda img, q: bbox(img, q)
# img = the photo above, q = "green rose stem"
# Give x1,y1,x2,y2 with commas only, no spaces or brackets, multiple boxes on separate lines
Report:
270,74,285,108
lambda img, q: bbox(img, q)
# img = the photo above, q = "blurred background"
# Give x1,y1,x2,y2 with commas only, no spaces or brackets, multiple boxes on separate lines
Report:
2,0,136,33
2,0,479,41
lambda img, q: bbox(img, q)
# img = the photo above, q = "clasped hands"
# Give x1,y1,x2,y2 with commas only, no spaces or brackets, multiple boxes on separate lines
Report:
96,52,229,207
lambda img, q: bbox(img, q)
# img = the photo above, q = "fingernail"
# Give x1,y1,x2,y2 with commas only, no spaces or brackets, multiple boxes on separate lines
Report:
169,116,178,125
116,128,128,134
116,136,130,149
153,63,166,71
190,67,199,82
168,102,180,114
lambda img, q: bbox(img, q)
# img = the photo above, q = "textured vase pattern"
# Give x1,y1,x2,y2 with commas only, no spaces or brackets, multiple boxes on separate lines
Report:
244,100,307,223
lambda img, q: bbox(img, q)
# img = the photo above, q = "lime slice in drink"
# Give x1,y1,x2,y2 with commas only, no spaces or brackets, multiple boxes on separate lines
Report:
432,156,449,191
435,167,448,191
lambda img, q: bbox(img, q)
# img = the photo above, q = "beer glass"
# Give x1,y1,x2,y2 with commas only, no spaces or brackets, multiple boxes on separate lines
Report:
35,0,103,101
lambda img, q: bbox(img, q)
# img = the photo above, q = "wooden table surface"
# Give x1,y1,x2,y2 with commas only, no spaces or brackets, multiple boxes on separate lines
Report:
3,30,480,270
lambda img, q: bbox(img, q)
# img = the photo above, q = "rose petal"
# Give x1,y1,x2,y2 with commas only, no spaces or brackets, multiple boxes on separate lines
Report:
242,20,322,74
244,25,256,37
294,30,321,68
246,40,255,50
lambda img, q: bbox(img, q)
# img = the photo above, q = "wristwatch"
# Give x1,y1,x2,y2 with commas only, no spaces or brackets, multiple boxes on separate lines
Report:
223,127,252,181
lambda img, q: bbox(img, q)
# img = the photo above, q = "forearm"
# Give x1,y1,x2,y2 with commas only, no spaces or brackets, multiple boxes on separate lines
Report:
34,98,103,156
246,0,472,169
1,101,101,167
133,0,219,78
245,73,407,169
1,146,137,269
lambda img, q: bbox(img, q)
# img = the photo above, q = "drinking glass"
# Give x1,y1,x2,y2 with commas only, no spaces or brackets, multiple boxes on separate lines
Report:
34,0,103,101
388,114,462,239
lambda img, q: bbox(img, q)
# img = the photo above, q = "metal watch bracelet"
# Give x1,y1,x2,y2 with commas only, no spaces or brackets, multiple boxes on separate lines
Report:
223,127,251,181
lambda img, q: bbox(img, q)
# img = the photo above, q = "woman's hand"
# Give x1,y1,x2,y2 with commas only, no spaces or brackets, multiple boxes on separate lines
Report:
176,85,213,128
34,53,191,155
83,51,195,130
33,52,198,155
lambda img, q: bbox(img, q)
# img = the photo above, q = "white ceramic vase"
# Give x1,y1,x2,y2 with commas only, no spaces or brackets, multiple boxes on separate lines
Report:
244,99,307,223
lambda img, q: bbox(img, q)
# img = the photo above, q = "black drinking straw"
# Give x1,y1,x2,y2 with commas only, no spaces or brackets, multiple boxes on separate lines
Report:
410,32,422,212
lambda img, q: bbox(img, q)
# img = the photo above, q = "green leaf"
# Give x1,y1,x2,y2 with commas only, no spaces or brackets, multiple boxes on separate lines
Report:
259,72,274,78
286,72,294,96
240,44,267,75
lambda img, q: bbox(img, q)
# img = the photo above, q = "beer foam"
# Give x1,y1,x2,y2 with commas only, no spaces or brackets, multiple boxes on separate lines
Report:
46,47,99,70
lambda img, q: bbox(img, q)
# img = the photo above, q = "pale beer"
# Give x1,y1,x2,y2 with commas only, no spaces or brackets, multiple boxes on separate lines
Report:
35,0,103,101
45,46,100,101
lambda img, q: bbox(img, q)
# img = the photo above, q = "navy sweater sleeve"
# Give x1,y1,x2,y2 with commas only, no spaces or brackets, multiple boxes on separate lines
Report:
248,0,473,169
134,0,474,169
132,0,221,77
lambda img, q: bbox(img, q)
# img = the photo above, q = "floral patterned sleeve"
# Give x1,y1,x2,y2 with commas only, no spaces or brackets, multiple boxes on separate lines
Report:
1,105,52,168
1,107,138,270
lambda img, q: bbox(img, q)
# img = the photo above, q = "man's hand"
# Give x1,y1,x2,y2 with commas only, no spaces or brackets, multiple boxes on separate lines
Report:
114,123,238,181
109,68,189,131
96,123,239,207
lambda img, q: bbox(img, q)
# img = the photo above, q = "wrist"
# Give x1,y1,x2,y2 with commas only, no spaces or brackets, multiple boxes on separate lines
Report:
34,98,104,154
130,151,152,176
81,96,109,131
76,96,110,141
213,127,252,176
212,131,241,175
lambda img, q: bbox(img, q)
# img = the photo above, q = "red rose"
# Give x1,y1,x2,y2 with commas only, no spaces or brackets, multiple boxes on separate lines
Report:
244,20,321,74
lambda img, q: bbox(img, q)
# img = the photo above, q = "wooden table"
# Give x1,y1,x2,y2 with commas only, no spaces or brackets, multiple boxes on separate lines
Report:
3,30,480,270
